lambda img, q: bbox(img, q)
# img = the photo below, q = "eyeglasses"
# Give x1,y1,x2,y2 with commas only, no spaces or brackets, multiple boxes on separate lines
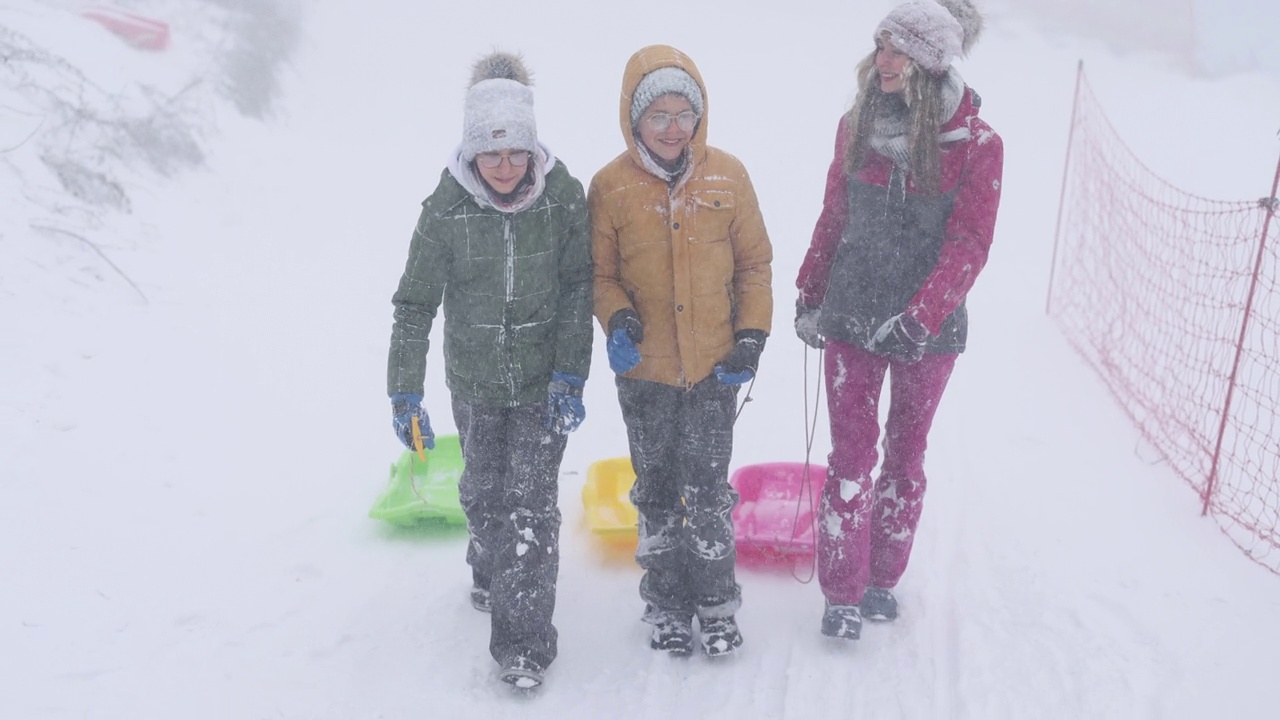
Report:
476,151,531,169
644,111,699,133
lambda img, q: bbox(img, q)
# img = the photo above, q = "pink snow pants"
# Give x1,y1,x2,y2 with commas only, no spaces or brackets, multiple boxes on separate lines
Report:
817,339,957,605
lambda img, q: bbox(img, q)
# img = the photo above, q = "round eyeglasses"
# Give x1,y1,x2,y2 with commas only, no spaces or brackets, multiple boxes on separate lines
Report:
644,111,699,133
476,151,531,169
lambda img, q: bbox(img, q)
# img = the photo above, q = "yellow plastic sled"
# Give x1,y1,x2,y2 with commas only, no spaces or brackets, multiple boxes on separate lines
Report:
581,456,638,550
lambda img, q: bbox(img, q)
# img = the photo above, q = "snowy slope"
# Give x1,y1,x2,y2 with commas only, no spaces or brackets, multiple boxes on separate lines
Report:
4,1,1280,719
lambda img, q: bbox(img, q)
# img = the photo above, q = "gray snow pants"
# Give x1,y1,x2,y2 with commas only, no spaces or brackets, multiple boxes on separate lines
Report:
452,396,566,671
616,375,742,622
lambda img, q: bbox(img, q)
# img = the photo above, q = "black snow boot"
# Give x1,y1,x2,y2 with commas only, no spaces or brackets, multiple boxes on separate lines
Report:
500,656,545,690
470,584,491,613
821,602,862,640
699,615,744,657
649,612,694,655
860,586,898,622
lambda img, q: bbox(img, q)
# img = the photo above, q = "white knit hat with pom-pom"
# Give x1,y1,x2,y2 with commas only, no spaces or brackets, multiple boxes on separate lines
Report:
461,51,537,161
875,0,984,75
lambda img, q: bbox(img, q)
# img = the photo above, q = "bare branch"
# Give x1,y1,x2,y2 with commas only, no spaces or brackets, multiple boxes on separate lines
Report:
0,115,45,153
31,224,150,304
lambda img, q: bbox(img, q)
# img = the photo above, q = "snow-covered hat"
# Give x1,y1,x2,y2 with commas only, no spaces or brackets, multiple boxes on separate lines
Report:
461,52,536,161
876,0,984,75
629,66,704,128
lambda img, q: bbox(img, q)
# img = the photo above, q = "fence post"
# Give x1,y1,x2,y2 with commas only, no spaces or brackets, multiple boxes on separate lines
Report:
1203,148,1280,516
1047,60,1085,316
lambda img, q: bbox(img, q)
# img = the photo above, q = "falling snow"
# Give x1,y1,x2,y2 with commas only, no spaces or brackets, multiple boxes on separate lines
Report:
4,1,1280,718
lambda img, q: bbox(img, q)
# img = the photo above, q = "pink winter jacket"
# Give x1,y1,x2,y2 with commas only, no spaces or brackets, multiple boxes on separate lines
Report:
796,87,1003,350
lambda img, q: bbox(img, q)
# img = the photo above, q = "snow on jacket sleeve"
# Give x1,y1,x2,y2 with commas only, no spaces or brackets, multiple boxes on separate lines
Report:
795,117,850,308
387,200,450,396
906,123,1004,334
553,173,594,380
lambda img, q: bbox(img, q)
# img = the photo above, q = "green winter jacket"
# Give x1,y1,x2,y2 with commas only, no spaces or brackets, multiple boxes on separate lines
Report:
387,160,593,407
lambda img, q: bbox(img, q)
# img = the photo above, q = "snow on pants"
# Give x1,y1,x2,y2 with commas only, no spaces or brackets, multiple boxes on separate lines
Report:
817,340,957,605
452,396,566,670
616,375,742,621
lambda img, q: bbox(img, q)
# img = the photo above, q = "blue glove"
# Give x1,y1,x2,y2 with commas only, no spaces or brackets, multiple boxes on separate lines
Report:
870,313,928,363
606,308,643,375
546,371,586,434
713,329,767,386
608,329,641,375
390,392,435,450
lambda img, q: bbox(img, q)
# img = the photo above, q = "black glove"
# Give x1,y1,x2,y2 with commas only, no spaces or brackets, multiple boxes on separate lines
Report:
607,308,644,344
870,313,928,363
794,301,824,349
714,329,767,385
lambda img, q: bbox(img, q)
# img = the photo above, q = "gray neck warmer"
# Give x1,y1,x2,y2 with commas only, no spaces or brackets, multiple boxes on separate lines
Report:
868,69,969,169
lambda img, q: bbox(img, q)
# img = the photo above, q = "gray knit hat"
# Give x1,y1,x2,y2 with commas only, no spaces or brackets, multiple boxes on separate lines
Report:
629,66,704,128
461,52,536,161
876,0,984,75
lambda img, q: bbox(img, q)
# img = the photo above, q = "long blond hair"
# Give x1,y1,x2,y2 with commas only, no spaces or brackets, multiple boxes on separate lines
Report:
842,42,951,195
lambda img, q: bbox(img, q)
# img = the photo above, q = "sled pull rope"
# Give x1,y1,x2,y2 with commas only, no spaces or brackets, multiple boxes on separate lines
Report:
407,417,433,504
411,417,427,461
733,374,757,424
792,345,823,584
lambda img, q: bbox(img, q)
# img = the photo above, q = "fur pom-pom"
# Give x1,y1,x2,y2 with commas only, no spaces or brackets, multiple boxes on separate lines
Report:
936,0,984,54
469,51,533,87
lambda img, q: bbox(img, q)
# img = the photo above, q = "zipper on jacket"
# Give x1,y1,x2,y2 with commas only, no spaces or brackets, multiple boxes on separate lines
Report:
669,189,685,390
886,165,908,223
887,166,907,203
504,217,515,302
503,216,517,399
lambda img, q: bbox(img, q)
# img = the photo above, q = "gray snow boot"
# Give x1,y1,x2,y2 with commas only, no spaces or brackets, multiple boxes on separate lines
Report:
698,615,744,657
821,602,862,640
860,586,898,622
499,656,545,690
649,612,694,655
470,585,491,613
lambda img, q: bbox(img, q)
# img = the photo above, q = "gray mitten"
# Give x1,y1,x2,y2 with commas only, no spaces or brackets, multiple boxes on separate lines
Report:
870,313,928,363
794,302,825,349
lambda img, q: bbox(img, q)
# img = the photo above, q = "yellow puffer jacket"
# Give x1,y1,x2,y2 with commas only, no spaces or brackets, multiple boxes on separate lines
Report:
590,44,774,388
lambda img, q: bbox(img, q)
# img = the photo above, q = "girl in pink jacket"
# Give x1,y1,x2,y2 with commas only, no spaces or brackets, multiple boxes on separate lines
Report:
794,0,1003,641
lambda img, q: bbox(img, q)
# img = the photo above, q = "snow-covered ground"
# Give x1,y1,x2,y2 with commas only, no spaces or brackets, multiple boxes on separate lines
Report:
4,1,1280,718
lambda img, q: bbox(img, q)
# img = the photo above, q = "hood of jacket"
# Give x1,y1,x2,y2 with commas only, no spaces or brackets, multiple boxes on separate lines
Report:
447,141,558,213
618,45,709,176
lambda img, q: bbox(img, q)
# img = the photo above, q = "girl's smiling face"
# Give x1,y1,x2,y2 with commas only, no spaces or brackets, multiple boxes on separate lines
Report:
875,35,912,94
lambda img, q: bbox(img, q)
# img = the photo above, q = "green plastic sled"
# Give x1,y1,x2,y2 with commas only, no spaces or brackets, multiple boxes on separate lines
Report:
369,434,467,526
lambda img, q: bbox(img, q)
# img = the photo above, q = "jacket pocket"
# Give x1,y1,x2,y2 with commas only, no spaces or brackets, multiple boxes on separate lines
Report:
688,192,735,244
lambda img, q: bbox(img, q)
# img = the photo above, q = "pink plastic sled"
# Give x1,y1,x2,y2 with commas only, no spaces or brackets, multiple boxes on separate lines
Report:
730,462,826,562
82,6,171,51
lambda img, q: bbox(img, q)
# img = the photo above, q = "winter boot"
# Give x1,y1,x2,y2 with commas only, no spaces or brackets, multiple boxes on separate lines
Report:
698,615,744,657
821,602,862,640
860,586,898,622
470,585,491,613
499,656,545,690
649,612,694,655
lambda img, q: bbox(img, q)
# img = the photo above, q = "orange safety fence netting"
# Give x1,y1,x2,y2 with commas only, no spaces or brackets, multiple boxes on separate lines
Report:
1048,64,1280,572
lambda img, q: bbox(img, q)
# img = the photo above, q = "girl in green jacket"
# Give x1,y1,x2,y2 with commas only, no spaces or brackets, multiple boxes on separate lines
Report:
386,52,593,690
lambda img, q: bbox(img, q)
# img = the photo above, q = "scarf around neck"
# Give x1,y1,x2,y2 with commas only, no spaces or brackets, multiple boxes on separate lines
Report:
867,69,969,169
635,140,691,189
